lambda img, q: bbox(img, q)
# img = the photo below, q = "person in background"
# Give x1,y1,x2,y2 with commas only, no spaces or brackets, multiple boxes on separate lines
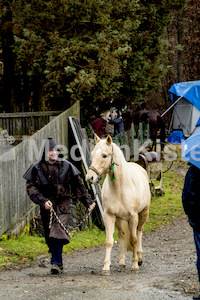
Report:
111,109,123,135
23,137,95,275
91,116,108,137
182,164,200,299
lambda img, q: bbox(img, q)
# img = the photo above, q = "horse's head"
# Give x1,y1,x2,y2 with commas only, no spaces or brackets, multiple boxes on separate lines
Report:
86,134,114,184
100,110,110,120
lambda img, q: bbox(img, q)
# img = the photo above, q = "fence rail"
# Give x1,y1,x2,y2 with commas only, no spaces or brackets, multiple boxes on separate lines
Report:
0,111,63,136
0,102,80,236
113,121,150,160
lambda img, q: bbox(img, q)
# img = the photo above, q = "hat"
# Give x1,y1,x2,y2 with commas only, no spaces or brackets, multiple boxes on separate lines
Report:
42,137,63,161
44,137,57,151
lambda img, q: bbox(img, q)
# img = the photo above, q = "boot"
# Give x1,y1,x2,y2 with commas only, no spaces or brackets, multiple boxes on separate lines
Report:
51,264,63,275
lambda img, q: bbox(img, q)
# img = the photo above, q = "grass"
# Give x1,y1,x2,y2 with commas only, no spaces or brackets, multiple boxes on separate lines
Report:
145,168,185,231
0,235,47,268
145,144,187,231
0,143,188,269
0,227,109,269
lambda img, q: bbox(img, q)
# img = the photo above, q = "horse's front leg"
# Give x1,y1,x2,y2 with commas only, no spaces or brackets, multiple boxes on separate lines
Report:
115,218,125,268
137,207,149,266
129,213,139,272
102,211,116,276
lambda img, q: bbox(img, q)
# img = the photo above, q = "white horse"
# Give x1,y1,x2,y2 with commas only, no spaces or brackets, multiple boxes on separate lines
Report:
86,134,151,275
100,107,117,121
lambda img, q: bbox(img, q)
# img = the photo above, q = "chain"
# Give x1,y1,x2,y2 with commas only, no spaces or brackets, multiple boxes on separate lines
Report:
49,184,99,239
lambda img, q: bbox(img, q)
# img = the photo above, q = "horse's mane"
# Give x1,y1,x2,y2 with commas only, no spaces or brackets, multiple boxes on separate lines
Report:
112,142,127,163
111,141,148,185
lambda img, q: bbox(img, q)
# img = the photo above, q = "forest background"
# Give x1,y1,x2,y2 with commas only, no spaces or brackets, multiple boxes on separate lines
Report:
0,0,199,126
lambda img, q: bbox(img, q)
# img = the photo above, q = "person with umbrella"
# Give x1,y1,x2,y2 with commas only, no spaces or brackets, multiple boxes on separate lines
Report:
182,130,200,299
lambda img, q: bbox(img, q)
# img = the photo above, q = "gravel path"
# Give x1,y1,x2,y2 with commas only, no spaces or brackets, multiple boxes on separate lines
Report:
0,217,198,300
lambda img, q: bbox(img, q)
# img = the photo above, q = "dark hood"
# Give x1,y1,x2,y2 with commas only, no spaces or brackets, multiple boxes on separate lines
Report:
23,137,81,183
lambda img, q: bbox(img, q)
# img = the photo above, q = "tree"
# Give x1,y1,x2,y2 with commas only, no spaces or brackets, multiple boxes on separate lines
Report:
183,0,200,81
1,0,187,114
1,1,15,112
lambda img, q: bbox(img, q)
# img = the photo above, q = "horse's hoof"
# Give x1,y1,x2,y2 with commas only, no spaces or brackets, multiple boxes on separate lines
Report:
131,268,139,274
118,265,125,272
138,260,143,266
118,264,125,269
102,269,110,276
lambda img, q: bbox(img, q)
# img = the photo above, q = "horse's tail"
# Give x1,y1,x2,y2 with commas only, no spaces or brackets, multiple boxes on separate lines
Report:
157,116,166,148
121,220,133,252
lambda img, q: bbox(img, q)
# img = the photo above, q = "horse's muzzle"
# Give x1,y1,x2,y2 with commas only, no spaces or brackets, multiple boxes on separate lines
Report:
86,169,99,184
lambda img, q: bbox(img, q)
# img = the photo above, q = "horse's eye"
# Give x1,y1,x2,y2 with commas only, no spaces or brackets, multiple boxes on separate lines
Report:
102,154,107,158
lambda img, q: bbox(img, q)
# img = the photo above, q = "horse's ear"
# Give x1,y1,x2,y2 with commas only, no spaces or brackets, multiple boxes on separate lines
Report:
94,134,101,144
106,135,112,146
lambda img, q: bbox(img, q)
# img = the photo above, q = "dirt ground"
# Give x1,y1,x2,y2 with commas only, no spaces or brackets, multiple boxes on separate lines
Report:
0,216,199,300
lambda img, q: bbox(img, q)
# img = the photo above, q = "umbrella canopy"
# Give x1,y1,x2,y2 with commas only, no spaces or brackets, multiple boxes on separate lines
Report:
182,127,200,169
169,81,200,111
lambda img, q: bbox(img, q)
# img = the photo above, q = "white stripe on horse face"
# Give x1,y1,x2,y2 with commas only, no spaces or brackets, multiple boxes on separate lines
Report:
96,148,102,156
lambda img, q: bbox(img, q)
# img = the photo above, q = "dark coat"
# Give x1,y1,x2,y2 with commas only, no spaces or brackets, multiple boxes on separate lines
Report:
182,164,200,233
113,116,123,135
23,139,93,247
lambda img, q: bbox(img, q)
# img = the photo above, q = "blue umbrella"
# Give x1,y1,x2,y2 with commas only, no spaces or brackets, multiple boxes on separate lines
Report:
169,80,200,111
182,128,200,169
196,116,200,128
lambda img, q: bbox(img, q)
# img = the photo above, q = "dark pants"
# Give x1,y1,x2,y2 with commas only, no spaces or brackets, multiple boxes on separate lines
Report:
50,244,63,267
193,229,200,281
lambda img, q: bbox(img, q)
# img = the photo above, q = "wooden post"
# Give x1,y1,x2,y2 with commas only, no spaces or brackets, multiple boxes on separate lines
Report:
124,131,128,146
147,119,150,140
139,122,143,145
131,125,134,157
119,132,123,146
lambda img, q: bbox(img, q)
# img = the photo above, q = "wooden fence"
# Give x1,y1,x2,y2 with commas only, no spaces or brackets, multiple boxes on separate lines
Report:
0,102,80,236
0,111,63,136
113,121,150,160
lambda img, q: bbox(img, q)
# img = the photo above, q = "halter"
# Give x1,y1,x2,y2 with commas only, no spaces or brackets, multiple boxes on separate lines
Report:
89,145,116,181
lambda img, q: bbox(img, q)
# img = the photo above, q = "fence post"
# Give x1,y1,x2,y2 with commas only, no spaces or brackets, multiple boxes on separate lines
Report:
139,122,143,145
147,118,150,140
119,132,123,146
124,131,128,146
131,125,134,157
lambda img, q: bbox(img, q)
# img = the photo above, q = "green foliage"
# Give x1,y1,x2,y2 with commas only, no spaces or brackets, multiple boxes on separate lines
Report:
0,234,8,241
0,235,47,268
63,226,108,254
0,227,108,269
183,0,200,81
1,0,186,112
145,169,185,231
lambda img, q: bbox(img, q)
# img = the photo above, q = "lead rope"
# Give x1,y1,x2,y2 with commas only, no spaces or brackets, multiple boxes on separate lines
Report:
49,184,99,238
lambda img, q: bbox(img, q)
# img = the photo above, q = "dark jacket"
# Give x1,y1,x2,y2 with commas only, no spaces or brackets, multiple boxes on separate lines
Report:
113,116,123,135
23,138,93,246
182,164,200,232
